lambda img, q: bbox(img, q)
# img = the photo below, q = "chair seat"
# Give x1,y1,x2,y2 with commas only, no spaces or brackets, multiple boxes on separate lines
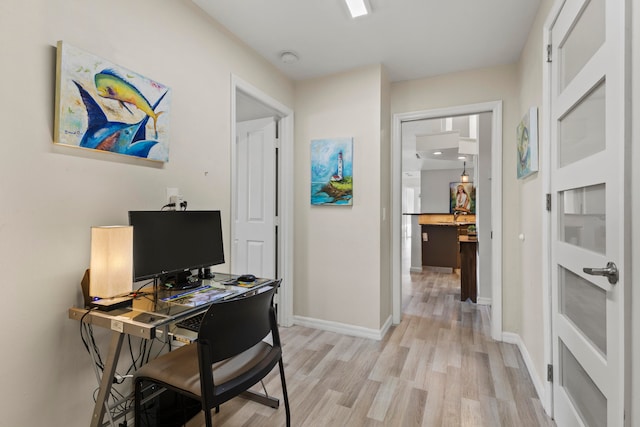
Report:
136,341,277,398
134,284,290,427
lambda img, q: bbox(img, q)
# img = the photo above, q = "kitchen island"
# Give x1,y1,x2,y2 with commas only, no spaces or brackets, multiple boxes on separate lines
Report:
404,213,476,270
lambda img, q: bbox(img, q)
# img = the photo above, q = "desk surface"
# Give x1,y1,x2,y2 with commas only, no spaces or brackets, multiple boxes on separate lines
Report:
69,273,273,340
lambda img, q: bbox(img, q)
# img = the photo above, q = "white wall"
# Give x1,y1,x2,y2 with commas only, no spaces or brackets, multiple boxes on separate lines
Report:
0,1,293,425
294,65,387,331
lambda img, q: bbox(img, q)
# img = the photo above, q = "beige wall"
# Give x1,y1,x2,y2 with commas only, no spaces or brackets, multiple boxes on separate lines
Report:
0,1,293,425
391,64,521,333
515,0,554,391
379,67,392,323
294,65,388,330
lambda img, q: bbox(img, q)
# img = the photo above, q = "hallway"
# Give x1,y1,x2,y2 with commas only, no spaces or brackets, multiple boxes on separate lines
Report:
191,267,555,426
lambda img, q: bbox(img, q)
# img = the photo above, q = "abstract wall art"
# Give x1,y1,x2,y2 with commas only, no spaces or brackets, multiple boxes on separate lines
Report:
310,138,353,206
54,41,172,162
516,107,538,179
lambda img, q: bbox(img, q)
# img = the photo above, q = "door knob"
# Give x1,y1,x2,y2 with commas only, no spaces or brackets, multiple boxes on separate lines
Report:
583,261,619,285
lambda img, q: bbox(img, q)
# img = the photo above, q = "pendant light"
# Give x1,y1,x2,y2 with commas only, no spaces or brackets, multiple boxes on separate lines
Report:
460,161,470,183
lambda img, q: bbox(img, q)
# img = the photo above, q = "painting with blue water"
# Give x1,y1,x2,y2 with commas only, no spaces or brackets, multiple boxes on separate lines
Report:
310,138,353,206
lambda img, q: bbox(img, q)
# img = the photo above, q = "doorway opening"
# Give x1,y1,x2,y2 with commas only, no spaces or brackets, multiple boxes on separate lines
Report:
392,101,503,340
231,75,294,327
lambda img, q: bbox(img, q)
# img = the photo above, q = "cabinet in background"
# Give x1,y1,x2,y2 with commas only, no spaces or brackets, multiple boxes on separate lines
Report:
459,237,477,302
421,224,459,269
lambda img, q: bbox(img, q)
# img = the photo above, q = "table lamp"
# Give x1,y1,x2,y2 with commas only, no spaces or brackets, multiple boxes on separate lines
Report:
89,225,133,310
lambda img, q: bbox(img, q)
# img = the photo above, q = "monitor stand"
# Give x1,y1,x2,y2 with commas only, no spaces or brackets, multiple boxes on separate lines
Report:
163,271,201,291
198,267,213,279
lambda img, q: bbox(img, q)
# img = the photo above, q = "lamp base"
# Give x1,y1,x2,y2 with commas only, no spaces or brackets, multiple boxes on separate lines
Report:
90,296,133,311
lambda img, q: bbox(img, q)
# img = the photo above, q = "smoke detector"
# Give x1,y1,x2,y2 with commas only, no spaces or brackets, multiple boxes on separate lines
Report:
279,51,299,64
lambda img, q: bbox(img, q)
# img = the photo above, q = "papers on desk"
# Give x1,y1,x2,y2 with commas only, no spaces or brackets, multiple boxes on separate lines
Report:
221,277,271,288
161,285,234,307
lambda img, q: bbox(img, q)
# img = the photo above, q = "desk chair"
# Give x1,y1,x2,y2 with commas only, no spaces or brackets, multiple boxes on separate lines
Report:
134,282,290,427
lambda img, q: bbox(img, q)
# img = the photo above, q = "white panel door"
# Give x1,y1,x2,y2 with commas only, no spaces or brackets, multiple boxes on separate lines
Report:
233,118,277,279
549,0,628,425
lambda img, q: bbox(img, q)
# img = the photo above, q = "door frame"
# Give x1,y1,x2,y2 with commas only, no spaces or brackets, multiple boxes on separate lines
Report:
391,100,503,340
541,0,564,415
231,75,294,327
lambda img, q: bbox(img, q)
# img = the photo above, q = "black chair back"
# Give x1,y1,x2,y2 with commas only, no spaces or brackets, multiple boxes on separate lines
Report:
197,282,280,363
134,280,289,427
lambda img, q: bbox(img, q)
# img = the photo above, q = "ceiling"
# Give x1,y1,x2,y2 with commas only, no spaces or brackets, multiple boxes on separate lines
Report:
192,0,541,82
402,115,478,177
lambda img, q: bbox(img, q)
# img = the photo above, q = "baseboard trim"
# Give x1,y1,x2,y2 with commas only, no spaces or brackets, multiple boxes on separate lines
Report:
293,315,392,341
502,332,546,404
409,266,422,273
426,266,454,274
477,297,492,305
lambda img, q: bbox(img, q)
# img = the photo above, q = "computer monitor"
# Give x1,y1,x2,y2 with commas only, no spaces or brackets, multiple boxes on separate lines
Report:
128,210,225,289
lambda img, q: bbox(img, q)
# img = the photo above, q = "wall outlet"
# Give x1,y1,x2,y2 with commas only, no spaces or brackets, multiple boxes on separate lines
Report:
166,187,179,199
169,195,183,210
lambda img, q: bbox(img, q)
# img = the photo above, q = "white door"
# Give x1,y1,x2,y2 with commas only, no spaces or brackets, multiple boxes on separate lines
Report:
233,118,277,279
549,0,628,425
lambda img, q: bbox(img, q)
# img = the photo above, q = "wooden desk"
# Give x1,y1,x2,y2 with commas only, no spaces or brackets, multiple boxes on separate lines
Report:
69,273,275,427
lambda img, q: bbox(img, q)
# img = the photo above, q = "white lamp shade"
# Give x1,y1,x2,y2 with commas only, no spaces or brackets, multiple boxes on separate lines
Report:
89,226,133,298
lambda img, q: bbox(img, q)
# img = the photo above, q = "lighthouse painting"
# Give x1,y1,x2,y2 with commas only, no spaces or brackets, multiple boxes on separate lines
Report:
311,138,353,206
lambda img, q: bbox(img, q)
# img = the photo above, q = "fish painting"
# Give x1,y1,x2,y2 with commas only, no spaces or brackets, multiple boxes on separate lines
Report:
73,80,164,158
54,41,171,162
94,69,164,138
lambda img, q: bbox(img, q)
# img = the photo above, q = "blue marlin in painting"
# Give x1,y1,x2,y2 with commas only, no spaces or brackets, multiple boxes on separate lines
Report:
72,81,167,158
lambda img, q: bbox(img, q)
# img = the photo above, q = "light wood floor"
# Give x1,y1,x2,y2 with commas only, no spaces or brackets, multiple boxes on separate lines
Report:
189,269,556,426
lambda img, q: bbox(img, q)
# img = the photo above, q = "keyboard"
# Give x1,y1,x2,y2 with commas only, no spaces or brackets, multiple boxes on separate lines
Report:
175,312,205,332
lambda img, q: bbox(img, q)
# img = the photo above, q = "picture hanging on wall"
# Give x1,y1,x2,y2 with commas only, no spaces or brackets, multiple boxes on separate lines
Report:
310,137,353,206
450,182,476,214
516,106,538,179
54,41,172,162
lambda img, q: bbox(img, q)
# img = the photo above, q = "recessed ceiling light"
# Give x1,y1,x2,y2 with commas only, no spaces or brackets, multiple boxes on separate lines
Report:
344,0,370,18
279,51,299,64
458,156,466,160
433,151,442,156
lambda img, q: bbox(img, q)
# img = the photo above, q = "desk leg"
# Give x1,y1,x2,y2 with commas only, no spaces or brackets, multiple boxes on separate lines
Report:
90,331,125,427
